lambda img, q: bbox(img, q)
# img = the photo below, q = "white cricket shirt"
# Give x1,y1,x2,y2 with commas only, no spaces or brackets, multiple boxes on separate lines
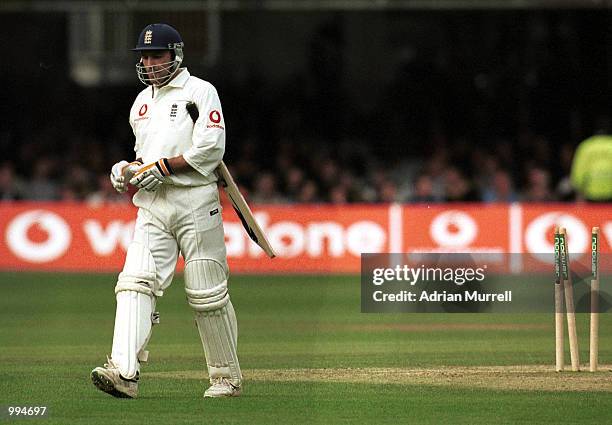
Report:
129,68,226,187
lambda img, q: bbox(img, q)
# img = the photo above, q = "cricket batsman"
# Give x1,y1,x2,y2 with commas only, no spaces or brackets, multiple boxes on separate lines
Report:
91,23,241,398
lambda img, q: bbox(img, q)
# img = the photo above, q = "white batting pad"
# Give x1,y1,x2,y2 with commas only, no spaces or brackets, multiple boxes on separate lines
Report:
110,290,155,379
185,258,242,386
111,241,158,379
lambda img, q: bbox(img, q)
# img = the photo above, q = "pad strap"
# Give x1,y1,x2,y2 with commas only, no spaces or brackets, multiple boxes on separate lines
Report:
115,277,155,296
185,281,229,312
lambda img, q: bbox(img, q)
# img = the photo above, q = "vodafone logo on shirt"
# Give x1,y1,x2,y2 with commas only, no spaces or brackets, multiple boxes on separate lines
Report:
207,110,224,129
134,104,149,122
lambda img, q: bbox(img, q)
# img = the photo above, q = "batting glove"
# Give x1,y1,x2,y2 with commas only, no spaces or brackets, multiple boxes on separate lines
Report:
110,160,142,193
129,158,174,192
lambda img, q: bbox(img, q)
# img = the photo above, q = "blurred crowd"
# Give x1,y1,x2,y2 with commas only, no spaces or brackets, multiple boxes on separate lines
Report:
216,131,579,204
0,128,585,205
2,11,609,205
0,78,600,205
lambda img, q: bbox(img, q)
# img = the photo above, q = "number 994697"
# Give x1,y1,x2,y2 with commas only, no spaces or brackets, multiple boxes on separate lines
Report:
5,406,48,417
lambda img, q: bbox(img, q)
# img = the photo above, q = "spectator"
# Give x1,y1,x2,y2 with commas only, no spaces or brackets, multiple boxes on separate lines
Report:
315,158,340,194
250,172,286,204
570,134,612,202
329,184,348,204
410,173,438,203
61,164,93,201
337,171,361,202
422,150,448,201
0,162,25,201
471,149,499,195
25,158,59,200
377,179,399,203
298,180,320,203
481,169,519,203
443,167,480,202
522,166,554,202
283,166,305,200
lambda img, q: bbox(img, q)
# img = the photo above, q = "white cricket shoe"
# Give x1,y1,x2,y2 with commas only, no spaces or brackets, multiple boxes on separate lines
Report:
204,377,241,398
91,357,139,398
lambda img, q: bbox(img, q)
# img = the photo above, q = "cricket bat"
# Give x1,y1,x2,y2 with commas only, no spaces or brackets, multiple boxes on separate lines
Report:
185,101,275,258
217,161,276,258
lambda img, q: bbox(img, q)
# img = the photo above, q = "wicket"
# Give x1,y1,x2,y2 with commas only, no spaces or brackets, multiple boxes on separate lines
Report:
553,228,564,372
553,226,601,372
590,227,600,372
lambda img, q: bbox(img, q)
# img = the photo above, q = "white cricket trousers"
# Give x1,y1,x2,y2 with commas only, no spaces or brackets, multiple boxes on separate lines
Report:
132,183,228,290
110,182,234,380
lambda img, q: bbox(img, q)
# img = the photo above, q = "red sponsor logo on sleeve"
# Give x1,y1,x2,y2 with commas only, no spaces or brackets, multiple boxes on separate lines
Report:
209,110,221,123
207,110,224,129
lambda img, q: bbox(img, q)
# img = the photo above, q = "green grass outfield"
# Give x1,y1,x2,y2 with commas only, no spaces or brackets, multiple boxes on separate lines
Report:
1,272,610,424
